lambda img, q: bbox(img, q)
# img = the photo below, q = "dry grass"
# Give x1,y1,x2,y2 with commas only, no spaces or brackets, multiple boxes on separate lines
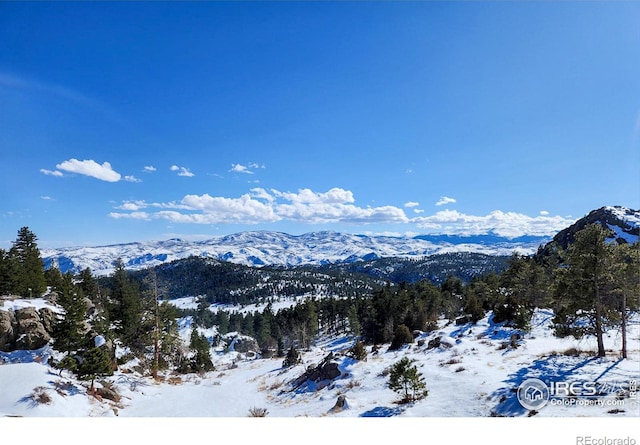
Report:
30,386,52,405
248,407,269,417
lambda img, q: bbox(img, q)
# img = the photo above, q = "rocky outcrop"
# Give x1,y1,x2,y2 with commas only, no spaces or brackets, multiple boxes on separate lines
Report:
228,336,260,354
0,304,57,352
0,310,16,351
14,307,52,350
290,353,342,391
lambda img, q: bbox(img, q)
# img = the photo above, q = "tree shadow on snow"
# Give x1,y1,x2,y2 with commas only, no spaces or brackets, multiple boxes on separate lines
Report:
360,406,405,417
490,355,600,416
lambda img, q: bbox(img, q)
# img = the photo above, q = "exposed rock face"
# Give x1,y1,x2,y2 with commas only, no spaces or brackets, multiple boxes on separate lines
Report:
0,305,57,352
38,308,56,334
0,310,16,351
14,307,51,350
291,353,342,391
229,336,260,354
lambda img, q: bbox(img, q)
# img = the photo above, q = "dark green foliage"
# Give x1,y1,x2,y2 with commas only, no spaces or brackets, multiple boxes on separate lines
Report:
282,346,301,368
388,357,428,403
52,273,89,353
189,325,214,372
349,340,368,361
5,227,47,297
78,347,113,390
462,293,485,324
551,224,617,357
109,259,146,353
389,324,413,350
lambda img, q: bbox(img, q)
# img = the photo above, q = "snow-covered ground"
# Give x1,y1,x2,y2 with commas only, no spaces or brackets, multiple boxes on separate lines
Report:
1,298,638,444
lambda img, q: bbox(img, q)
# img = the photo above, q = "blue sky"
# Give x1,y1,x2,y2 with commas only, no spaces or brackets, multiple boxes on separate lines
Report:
1,1,639,248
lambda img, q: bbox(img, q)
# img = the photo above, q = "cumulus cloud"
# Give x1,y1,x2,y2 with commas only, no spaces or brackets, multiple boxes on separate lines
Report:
110,187,408,226
539,210,550,216
124,175,141,183
170,165,194,177
435,196,456,206
404,202,420,208
40,169,63,177
230,163,264,175
414,209,575,238
143,166,156,173
55,159,121,182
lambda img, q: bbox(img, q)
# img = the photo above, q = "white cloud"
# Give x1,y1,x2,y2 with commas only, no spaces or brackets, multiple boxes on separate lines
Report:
404,202,420,208
143,166,156,173
109,211,151,220
271,187,355,204
40,196,54,201
116,200,148,211
413,209,424,214
539,210,550,216
413,209,575,238
124,175,141,183
56,159,121,182
435,196,457,206
230,162,265,175
230,163,252,174
40,169,63,177
110,187,408,226
170,165,195,177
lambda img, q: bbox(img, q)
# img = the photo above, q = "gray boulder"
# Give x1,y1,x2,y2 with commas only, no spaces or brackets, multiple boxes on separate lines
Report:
14,307,51,350
0,310,17,351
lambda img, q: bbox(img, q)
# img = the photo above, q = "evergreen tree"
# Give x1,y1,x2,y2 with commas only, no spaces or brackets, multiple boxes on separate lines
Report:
52,272,89,353
347,304,361,339
0,249,11,295
109,259,144,352
44,266,64,294
389,324,413,350
552,224,616,357
611,242,640,359
7,227,46,297
78,346,113,392
189,325,214,373
349,340,368,361
388,357,428,403
282,346,301,368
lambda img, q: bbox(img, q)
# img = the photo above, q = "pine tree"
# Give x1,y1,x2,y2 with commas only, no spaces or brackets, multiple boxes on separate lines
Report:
189,324,214,373
552,224,617,357
389,324,413,350
282,346,301,368
611,242,640,359
78,346,113,392
52,272,89,354
7,227,46,297
347,304,361,339
109,259,144,352
388,357,428,403
0,249,12,295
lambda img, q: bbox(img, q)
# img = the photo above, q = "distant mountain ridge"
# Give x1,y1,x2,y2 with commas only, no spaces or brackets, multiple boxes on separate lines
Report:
537,206,639,257
41,230,547,276
41,206,639,276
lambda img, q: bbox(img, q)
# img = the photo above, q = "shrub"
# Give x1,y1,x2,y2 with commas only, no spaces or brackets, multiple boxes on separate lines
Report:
248,407,269,417
389,324,413,351
31,386,52,405
349,341,368,361
282,346,301,368
388,357,428,403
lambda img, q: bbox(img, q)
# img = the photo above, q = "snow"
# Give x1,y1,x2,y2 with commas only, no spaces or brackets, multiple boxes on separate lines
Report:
0,296,62,314
1,299,638,444
40,230,547,276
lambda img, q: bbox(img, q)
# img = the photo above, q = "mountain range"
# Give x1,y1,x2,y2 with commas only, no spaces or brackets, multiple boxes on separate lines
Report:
41,206,639,276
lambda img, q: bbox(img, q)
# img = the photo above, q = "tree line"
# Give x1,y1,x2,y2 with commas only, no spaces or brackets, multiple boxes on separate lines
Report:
2,222,637,383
